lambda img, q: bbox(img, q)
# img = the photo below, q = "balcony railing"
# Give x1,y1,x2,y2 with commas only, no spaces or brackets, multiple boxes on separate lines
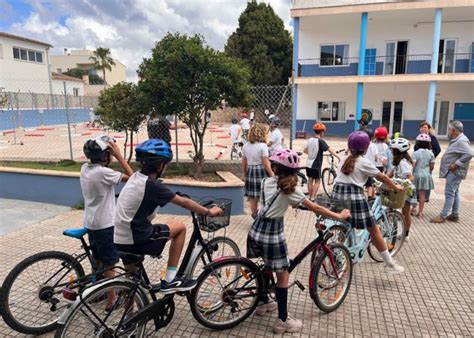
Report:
298,53,473,77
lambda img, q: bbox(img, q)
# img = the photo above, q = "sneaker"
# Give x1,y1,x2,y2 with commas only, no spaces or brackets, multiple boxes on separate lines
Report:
273,316,303,334
384,261,405,275
446,214,459,222
255,301,278,316
430,215,446,223
404,236,410,242
160,276,197,294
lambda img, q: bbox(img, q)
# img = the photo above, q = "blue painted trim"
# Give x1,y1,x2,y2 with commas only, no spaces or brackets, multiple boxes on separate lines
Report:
292,17,300,144
355,82,364,130
454,59,470,73
0,172,245,215
426,81,437,125
454,103,474,120
430,8,442,74
358,12,368,76
299,63,358,76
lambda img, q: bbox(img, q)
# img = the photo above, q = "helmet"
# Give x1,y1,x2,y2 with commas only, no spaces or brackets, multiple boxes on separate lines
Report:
241,112,248,118
136,139,173,167
374,127,388,140
348,131,371,153
270,149,300,169
416,133,431,142
83,135,113,160
312,122,326,132
269,115,280,126
389,137,411,153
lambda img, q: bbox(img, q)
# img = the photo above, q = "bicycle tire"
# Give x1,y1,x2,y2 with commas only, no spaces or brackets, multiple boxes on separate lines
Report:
55,280,149,338
190,236,241,278
297,172,308,195
322,168,336,197
0,251,85,335
368,210,406,263
309,243,352,313
189,258,262,330
230,146,238,160
310,225,352,265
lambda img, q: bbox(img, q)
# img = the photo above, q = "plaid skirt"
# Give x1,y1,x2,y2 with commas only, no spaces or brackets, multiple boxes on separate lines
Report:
245,164,268,199
247,217,290,272
332,183,376,229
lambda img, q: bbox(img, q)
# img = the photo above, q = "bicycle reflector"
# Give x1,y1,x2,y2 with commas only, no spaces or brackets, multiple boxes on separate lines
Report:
62,287,77,301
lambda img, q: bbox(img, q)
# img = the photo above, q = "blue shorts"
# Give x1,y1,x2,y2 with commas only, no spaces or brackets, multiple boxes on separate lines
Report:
88,227,119,267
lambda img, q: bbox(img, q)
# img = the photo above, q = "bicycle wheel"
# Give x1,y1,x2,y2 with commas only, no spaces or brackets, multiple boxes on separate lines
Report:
321,168,336,197
230,146,238,160
310,224,352,265
189,258,262,330
0,251,85,335
297,172,308,195
368,210,406,263
190,236,241,278
309,243,352,313
55,280,149,338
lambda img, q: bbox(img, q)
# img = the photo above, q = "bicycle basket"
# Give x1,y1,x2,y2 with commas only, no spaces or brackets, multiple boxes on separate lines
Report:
315,194,351,212
198,198,232,232
377,185,407,209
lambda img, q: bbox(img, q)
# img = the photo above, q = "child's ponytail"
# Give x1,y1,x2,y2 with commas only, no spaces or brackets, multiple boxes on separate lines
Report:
341,152,362,175
277,174,298,194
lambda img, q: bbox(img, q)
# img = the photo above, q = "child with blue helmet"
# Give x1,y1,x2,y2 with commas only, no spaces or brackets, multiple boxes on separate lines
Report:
113,139,223,293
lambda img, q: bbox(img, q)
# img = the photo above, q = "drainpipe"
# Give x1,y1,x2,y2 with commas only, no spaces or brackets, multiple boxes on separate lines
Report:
291,17,300,149
426,8,442,126
354,12,368,130
46,47,54,108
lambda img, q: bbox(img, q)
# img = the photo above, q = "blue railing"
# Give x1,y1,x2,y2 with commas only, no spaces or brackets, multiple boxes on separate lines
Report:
298,53,473,77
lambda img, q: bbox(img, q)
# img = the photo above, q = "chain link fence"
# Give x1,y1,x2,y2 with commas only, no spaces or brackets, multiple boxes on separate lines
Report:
0,82,293,165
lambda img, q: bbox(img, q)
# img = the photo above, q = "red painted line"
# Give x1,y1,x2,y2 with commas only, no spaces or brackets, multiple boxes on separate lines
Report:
215,144,227,148
217,136,230,139
170,142,192,146
113,135,125,138
2,130,15,135
126,143,139,147
25,133,45,137
87,128,103,131
81,132,92,136
36,127,54,131
215,152,224,160
210,130,224,133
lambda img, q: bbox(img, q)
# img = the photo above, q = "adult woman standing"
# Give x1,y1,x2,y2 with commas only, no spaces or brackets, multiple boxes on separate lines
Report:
242,123,274,218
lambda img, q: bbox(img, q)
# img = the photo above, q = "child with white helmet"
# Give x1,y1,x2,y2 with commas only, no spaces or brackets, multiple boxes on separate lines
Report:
247,149,350,334
388,137,416,240
412,134,435,217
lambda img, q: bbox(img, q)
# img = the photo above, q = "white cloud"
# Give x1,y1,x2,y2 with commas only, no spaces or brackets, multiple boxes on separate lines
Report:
8,0,292,81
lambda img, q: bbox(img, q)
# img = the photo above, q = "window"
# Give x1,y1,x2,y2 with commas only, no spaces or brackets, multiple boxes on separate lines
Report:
317,102,346,122
320,44,349,66
12,47,44,63
57,68,62,74
73,88,79,96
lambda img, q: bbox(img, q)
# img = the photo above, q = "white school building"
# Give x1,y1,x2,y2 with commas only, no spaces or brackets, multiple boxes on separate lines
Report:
291,0,474,139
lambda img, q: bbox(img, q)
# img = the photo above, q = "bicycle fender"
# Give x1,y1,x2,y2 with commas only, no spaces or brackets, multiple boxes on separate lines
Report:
203,256,260,271
57,276,133,325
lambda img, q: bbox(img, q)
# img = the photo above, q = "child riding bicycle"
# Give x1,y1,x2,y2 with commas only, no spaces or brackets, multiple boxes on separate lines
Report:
332,131,405,274
247,149,350,334
113,139,223,294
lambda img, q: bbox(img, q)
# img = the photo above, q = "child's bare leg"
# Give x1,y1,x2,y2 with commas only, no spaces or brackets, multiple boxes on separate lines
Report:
417,190,425,216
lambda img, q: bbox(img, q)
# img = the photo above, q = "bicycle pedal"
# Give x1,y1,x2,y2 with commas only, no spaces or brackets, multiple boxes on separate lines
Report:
294,280,305,291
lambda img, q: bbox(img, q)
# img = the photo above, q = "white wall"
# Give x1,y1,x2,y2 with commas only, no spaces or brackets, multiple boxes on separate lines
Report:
52,79,84,96
297,82,474,121
0,36,51,93
299,8,474,59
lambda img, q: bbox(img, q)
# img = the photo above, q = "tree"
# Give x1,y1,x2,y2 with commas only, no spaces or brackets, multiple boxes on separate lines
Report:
225,1,292,86
96,82,148,162
138,33,252,177
89,47,116,85
63,68,104,84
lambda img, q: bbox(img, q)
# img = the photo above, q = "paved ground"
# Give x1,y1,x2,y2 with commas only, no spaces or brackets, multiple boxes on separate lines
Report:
1,181,473,336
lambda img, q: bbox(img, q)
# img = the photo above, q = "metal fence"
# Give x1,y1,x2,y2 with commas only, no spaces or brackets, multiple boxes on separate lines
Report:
0,81,293,164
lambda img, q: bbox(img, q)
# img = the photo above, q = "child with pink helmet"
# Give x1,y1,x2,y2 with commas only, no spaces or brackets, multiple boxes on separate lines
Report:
247,148,350,334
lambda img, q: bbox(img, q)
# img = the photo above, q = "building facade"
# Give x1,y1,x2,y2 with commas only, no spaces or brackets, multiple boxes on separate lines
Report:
50,49,126,86
0,32,53,94
291,0,474,139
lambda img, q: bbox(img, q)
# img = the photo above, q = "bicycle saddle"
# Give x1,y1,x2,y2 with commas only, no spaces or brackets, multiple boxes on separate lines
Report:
118,251,145,264
63,227,88,239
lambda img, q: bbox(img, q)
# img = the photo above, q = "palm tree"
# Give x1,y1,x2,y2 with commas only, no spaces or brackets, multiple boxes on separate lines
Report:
89,47,116,85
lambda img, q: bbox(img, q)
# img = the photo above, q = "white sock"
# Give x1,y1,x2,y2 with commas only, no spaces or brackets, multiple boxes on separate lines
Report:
164,267,177,282
380,250,393,265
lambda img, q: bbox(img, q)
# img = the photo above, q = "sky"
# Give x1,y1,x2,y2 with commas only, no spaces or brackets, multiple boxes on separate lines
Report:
1,0,293,81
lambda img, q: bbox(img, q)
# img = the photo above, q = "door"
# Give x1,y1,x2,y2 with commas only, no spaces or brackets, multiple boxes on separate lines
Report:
384,41,408,75
433,101,450,136
381,101,404,134
438,39,456,73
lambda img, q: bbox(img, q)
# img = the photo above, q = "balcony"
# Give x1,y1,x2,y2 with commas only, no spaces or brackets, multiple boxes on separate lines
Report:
298,53,473,77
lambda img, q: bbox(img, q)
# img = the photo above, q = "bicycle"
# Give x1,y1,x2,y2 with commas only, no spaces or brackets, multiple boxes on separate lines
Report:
318,188,405,264
54,194,240,337
187,220,353,330
230,142,243,160
321,149,346,197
